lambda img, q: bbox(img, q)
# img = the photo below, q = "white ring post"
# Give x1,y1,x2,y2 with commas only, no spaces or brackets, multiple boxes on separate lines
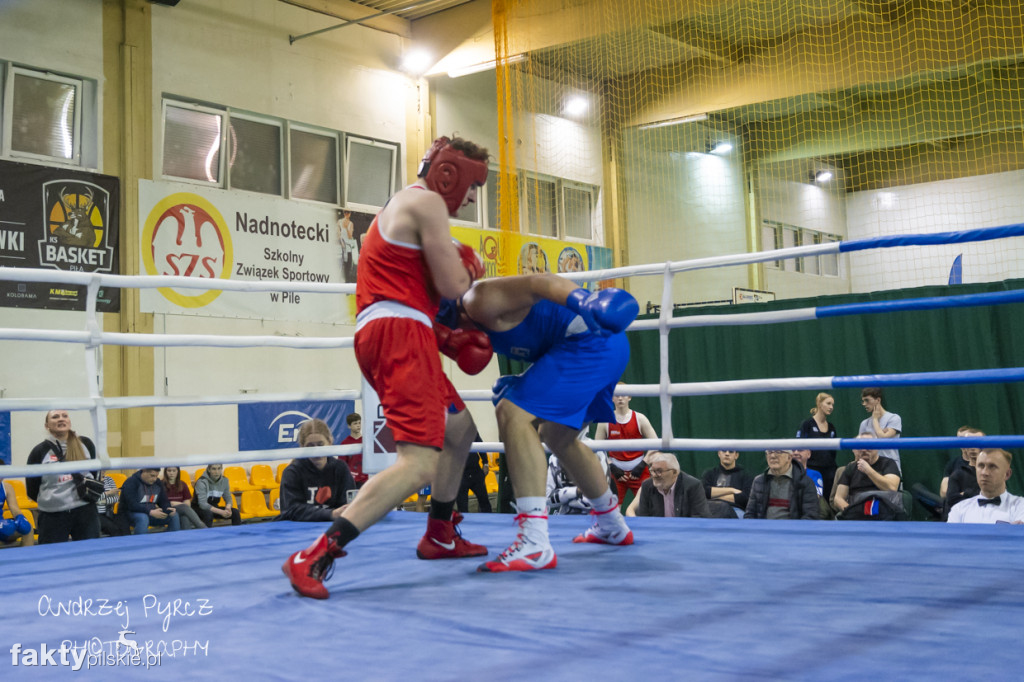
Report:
83,274,111,469
658,262,673,450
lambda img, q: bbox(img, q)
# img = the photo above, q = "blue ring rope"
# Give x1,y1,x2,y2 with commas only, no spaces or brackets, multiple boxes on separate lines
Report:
832,368,1022,388
817,288,1024,319
838,222,1024,253
837,436,1024,450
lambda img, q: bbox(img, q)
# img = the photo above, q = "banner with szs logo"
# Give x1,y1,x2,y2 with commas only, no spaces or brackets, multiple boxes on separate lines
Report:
138,180,365,323
0,160,120,311
237,400,356,452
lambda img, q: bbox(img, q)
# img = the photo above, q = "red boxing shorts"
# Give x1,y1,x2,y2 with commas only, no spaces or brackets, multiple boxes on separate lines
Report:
354,317,464,450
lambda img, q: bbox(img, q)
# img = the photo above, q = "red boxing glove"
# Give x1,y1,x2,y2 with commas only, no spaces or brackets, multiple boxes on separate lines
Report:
454,240,484,282
434,323,493,375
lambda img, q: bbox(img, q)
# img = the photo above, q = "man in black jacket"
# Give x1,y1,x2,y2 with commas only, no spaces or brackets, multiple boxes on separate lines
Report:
279,455,356,522
627,453,710,518
120,469,180,534
745,450,820,520
700,449,755,518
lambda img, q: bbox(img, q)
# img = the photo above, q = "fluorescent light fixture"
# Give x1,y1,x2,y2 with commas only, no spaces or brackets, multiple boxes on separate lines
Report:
447,53,526,78
563,96,588,117
814,170,833,183
638,113,708,130
401,49,432,75
709,141,732,155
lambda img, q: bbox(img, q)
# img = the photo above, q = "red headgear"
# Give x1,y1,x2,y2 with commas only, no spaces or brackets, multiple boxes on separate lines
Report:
417,137,488,216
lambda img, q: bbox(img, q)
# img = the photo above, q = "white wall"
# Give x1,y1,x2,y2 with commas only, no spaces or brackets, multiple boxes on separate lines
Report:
846,168,1024,293
0,0,103,79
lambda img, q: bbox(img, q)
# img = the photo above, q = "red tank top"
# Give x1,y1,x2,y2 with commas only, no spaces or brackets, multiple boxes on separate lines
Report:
356,213,439,317
606,410,644,462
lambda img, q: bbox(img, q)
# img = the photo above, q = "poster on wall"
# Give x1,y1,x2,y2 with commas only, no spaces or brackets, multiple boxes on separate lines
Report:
237,400,356,452
449,225,612,289
0,160,120,311
138,180,374,323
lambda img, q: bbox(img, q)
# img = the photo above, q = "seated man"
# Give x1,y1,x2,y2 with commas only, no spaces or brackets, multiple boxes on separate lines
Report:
833,434,902,520
948,449,1024,524
547,449,611,515
626,452,710,518
700,449,754,518
791,448,832,520
1,474,35,546
120,468,180,534
945,428,984,515
192,464,242,527
280,419,357,522
746,449,820,520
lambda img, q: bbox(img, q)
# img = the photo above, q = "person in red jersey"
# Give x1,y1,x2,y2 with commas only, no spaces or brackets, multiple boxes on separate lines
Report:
284,136,493,599
594,391,658,504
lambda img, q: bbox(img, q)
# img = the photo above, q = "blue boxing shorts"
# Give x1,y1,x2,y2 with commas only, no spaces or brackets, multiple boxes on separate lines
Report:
493,331,629,430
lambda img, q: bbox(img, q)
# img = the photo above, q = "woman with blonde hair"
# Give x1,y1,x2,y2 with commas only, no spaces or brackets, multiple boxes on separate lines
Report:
26,410,102,543
795,393,838,497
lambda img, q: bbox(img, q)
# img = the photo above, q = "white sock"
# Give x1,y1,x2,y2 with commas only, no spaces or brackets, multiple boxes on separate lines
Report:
587,489,616,514
515,496,549,544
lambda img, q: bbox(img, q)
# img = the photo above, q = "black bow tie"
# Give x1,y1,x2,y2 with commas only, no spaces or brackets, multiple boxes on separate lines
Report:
978,497,1001,507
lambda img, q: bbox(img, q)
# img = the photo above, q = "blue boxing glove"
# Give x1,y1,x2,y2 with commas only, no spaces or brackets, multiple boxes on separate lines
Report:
14,514,31,535
0,515,29,541
564,288,639,336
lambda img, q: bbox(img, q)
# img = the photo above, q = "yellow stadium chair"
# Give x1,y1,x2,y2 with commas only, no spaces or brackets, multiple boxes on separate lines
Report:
250,464,276,490
224,466,258,493
485,470,498,494
108,472,127,488
192,467,206,483
487,452,500,473
177,470,191,486
276,463,288,483
269,488,281,513
239,490,276,520
6,479,37,511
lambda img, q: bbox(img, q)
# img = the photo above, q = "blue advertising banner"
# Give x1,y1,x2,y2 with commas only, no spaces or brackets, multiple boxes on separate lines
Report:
238,400,355,451
0,411,10,464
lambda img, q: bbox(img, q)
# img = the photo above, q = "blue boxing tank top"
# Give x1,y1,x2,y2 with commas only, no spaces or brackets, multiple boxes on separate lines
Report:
485,299,586,362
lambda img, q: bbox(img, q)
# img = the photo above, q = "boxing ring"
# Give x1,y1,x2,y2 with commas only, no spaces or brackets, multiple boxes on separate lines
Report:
3,224,1024,679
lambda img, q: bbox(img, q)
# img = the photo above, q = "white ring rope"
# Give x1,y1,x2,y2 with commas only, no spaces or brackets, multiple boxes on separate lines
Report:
2,224,1022,478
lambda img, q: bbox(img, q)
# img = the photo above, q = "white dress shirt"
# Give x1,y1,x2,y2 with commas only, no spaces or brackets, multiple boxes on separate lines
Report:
947,491,1024,524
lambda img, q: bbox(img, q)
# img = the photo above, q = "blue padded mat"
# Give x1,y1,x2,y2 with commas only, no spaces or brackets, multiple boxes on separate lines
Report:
2,512,1022,680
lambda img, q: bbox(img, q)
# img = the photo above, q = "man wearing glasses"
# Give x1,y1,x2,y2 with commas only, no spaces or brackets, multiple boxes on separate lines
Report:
626,452,709,518
746,449,820,520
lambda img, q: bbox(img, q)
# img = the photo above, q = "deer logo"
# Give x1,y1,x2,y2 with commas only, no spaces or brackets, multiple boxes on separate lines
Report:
55,186,97,247
116,629,141,653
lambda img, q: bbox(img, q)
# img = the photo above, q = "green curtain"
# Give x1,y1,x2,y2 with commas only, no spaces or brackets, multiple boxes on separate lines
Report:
620,278,1024,518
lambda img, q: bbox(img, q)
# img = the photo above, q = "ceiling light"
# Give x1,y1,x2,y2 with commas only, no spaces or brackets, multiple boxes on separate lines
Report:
814,170,833,183
447,53,526,78
709,141,732,155
400,49,432,75
564,96,588,118
638,113,708,130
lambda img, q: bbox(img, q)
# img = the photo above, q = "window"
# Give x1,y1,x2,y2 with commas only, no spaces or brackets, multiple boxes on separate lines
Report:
561,181,595,241
345,136,396,210
781,226,800,272
522,173,557,237
485,168,501,229
762,221,781,269
801,229,819,275
289,127,338,204
228,115,281,196
4,67,82,164
820,234,840,276
762,220,840,277
162,103,224,183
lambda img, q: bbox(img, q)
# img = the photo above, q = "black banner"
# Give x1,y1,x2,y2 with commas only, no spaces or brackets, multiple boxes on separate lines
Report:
0,159,120,311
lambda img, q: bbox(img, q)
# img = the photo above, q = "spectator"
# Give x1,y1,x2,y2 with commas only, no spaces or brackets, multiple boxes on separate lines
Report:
96,472,129,537
548,450,611,515
594,391,658,506
796,392,838,496
626,452,709,518
947,449,1024,524
834,434,902,520
746,449,820,520
161,466,206,530
280,419,356,522
945,428,984,515
339,412,367,486
791,448,832,519
1,471,35,546
457,441,492,514
940,425,974,498
700,449,754,518
192,464,242,527
26,410,102,544
120,468,180,534
858,387,902,471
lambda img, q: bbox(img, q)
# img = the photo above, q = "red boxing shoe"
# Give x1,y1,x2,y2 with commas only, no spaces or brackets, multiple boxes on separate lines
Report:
282,533,346,599
416,511,487,559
